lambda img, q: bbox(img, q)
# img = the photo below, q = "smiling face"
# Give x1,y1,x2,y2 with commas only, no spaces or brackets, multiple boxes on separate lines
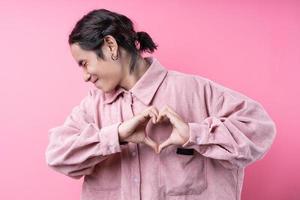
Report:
69,40,123,93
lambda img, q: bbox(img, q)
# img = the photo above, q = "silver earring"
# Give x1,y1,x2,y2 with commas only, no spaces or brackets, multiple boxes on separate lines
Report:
111,53,118,60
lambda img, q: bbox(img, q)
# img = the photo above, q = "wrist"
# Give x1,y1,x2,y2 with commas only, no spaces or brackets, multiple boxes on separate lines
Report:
118,123,128,145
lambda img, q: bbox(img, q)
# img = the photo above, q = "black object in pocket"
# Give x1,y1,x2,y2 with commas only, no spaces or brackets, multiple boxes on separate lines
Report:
119,141,128,145
176,147,194,155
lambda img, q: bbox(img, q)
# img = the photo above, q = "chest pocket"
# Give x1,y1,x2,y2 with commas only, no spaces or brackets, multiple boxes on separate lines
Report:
159,145,207,196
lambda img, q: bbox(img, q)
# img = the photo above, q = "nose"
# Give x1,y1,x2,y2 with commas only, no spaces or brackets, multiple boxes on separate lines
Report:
83,71,91,82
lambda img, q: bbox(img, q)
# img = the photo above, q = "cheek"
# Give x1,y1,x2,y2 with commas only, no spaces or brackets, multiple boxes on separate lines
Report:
88,65,99,74
98,70,118,88
108,73,121,85
106,67,122,81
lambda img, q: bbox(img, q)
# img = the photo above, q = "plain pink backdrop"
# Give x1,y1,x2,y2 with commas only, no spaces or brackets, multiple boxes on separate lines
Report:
0,0,298,199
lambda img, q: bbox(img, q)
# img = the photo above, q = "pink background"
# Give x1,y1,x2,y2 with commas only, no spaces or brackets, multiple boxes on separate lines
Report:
0,0,299,199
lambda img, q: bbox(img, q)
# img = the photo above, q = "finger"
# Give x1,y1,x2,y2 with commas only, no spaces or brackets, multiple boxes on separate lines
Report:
149,107,159,123
158,137,173,153
165,106,181,119
145,106,158,116
157,110,169,123
139,109,155,124
156,106,166,123
148,110,157,124
165,110,182,125
144,137,158,153
157,110,176,124
159,105,182,123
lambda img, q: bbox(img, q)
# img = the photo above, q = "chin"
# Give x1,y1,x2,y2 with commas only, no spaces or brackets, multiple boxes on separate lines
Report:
100,86,113,93
96,83,117,93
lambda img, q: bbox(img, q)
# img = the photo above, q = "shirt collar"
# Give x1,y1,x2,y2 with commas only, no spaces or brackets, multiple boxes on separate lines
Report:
103,56,168,105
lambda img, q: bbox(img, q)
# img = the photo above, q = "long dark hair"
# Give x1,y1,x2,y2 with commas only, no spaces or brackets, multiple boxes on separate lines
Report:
68,9,158,73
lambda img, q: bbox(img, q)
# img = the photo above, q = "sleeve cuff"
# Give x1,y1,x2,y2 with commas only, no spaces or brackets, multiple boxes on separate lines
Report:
182,122,209,148
99,122,123,155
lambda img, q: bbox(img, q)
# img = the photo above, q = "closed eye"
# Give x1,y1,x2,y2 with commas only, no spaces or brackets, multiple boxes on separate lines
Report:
83,62,88,68
78,60,87,68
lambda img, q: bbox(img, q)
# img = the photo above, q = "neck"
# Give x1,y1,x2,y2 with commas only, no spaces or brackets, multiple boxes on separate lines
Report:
119,56,150,91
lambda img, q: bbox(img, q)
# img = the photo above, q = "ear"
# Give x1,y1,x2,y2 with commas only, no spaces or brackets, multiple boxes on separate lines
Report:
103,35,118,54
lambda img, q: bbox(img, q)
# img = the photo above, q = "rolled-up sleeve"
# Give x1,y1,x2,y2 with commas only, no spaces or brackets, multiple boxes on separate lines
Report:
183,80,276,169
45,89,122,179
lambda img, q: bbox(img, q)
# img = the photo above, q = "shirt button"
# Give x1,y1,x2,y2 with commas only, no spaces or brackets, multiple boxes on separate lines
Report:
105,146,111,153
133,177,139,183
131,151,136,156
196,137,202,144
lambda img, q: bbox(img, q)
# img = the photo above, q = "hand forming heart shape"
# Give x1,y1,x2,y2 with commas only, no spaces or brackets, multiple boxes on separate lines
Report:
118,105,190,154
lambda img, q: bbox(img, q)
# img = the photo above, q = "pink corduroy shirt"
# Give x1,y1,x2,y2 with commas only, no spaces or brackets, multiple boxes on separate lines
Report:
45,56,276,200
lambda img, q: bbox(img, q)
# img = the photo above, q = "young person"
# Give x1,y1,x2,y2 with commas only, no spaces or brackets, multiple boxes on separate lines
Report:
45,8,276,200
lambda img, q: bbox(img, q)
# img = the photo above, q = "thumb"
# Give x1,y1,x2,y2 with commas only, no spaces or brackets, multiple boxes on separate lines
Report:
144,136,158,153
158,138,173,154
